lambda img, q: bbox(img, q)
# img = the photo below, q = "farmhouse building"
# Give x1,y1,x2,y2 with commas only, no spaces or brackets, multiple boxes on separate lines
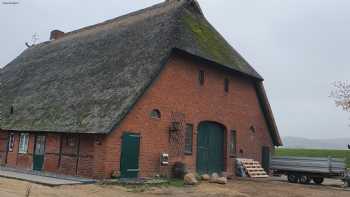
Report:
0,0,281,179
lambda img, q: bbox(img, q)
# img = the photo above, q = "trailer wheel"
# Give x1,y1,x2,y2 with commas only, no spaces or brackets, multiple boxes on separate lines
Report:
299,175,311,184
287,174,298,183
313,177,324,185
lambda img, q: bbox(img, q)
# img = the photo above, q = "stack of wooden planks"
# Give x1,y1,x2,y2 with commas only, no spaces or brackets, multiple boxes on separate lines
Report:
240,159,269,178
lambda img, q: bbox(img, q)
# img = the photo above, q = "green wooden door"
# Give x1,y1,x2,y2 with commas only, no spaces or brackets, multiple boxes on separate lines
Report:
261,146,270,172
33,135,46,171
120,133,141,178
197,122,224,174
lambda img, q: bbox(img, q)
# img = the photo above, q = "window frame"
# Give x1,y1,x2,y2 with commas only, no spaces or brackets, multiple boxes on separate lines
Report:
250,126,256,133
18,133,29,154
150,109,161,120
8,133,15,152
184,124,194,155
198,70,205,86
66,135,77,147
224,78,229,93
229,130,237,157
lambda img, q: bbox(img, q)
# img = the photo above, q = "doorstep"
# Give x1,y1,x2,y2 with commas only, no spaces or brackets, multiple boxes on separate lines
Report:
0,166,96,186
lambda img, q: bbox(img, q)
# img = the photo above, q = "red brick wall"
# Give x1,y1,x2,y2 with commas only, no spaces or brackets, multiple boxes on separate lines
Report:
43,133,61,172
5,132,18,168
0,132,8,165
0,131,98,178
0,53,275,179
97,53,274,178
4,133,34,170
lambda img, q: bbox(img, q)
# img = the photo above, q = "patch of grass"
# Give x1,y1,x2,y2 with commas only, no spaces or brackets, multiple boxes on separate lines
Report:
110,178,184,193
166,179,185,187
126,185,151,193
133,179,184,191
275,148,350,168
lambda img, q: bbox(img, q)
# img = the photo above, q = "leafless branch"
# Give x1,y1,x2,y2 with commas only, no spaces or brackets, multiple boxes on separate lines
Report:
330,81,350,112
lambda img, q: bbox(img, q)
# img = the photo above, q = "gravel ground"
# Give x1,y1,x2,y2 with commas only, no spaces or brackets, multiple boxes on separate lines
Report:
0,176,348,197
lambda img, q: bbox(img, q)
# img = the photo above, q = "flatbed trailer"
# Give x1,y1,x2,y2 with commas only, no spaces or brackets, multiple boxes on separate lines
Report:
271,156,349,186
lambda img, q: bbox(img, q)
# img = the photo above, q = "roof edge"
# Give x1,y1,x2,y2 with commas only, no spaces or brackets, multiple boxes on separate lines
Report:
173,48,264,81
0,128,108,135
255,82,282,146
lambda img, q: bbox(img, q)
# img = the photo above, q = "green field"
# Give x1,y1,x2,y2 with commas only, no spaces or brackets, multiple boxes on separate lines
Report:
275,148,350,168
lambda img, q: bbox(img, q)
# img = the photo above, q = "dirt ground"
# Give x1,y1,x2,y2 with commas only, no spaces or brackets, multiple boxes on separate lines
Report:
0,177,349,197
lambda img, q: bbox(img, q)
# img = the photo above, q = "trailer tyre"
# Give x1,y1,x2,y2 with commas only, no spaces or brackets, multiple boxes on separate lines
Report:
299,176,311,184
312,177,324,185
287,174,299,183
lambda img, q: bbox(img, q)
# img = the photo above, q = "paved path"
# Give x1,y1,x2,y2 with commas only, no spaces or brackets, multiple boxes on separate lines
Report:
0,169,94,186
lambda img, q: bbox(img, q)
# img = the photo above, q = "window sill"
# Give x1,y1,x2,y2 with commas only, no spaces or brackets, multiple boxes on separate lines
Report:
184,152,192,156
18,152,28,154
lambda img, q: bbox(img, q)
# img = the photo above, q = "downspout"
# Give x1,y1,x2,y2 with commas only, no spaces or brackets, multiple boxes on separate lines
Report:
58,134,63,169
75,134,81,176
4,133,9,165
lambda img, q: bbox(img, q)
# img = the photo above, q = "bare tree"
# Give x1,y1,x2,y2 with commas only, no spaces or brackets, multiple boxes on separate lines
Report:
331,81,350,149
330,81,350,112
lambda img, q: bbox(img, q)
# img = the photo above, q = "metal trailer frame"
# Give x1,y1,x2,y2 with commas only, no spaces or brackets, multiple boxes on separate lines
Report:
270,156,348,185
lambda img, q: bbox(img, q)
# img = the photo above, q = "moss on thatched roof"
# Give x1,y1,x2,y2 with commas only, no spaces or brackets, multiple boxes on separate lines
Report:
0,0,280,145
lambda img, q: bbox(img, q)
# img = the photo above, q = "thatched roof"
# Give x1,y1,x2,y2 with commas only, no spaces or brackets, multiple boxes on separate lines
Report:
0,0,281,145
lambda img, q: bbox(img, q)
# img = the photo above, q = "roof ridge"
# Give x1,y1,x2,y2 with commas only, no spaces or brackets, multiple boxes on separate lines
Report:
62,1,190,38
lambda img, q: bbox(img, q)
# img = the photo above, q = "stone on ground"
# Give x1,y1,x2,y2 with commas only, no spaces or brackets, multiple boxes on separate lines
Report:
209,172,227,184
184,173,198,185
209,172,219,183
215,177,227,184
201,174,210,181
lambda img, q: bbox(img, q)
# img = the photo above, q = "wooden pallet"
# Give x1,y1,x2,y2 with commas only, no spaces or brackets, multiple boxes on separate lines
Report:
240,159,269,178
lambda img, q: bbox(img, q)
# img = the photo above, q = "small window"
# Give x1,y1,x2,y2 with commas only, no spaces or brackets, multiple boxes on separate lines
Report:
250,126,256,133
184,124,193,154
18,133,29,154
150,109,161,119
66,135,76,147
224,78,229,93
198,70,205,86
10,106,14,114
229,130,237,156
8,133,15,152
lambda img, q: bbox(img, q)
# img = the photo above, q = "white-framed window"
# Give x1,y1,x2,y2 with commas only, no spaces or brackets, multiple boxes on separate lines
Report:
18,133,29,154
8,133,15,152
184,124,193,155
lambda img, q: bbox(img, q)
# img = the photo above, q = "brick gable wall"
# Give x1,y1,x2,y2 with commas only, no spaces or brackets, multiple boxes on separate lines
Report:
0,53,274,179
95,53,274,178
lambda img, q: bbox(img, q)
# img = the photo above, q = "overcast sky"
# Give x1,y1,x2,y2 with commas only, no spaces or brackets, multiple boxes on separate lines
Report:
0,0,349,139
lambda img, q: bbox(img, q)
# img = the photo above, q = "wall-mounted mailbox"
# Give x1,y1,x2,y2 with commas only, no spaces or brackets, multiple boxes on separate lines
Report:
160,153,169,166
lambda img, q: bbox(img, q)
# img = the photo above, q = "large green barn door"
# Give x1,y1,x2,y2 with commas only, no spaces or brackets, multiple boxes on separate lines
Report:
120,133,140,178
197,122,224,174
33,135,46,171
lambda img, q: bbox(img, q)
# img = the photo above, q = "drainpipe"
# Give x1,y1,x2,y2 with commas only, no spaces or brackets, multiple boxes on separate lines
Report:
75,134,81,176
